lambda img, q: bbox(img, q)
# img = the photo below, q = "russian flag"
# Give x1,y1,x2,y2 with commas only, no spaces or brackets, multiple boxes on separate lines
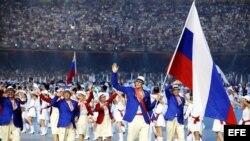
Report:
67,52,77,84
168,2,236,124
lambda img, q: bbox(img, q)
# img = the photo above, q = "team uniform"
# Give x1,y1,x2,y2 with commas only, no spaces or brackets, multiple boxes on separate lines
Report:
27,96,37,118
212,119,226,133
51,96,79,141
113,101,125,122
239,107,250,125
0,89,24,141
95,93,117,138
77,91,93,137
164,84,185,141
39,94,59,135
112,73,157,141
154,103,165,127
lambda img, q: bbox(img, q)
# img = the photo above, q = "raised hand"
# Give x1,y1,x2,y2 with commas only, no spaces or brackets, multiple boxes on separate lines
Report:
56,91,63,97
172,80,182,85
88,83,93,91
112,63,119,73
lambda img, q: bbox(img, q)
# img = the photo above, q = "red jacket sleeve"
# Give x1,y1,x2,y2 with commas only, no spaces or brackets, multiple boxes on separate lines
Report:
40,94,52,103
106,93,118,104
85,103,93,116
86,91,93,104
94,103,104,112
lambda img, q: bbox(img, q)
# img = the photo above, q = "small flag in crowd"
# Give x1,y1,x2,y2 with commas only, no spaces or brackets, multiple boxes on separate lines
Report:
67,52,77,84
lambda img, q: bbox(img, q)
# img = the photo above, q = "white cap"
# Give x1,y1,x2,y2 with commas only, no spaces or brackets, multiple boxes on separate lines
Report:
6,86,15,93
243,95,250,102
136,76,145,83
80,84,85,89
7,86,14,89
172,84,180,90
104,82,109,87
76,91,86,96
227,86,234,92
33,83,39,88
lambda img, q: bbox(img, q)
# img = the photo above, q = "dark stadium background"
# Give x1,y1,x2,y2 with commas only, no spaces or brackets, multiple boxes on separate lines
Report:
0,0,249,79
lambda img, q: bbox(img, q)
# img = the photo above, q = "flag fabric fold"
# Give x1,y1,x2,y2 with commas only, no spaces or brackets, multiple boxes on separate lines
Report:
67,52,77,84
168,2,236,125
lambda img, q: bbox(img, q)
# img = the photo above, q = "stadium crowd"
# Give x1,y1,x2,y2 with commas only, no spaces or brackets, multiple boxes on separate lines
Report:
1,0,249,52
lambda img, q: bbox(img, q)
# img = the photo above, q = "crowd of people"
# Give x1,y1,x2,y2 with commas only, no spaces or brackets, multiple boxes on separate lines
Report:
1,63,250,141
1,0,250,141
1,0,249,52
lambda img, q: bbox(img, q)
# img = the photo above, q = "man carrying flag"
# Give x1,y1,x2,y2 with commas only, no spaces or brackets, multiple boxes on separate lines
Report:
164,81,185,141
165,1,237,141
67,52,77,84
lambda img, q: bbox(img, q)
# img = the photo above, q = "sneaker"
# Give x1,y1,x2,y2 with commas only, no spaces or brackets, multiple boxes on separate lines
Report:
84,136,89,140
122,126,126,133
21,130,26,134
28,131,34,134
40,132,47,136
75,134,79,139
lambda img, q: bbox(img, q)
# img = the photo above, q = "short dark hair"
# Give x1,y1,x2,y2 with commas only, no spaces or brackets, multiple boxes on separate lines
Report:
102,85,108,92
29,77,33,82
153,86,160,93
64,90,72,95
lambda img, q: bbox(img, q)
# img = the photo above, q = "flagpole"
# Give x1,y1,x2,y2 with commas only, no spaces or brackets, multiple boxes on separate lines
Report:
74,52,77,83
149,2,197,138
162,1,196,91
167,1,196,74
152,1,197,101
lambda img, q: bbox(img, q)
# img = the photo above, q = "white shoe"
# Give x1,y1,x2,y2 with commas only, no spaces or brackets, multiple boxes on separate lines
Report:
75,134,79,139
40,132,47,136
122,126,126,133
92,137,97,141
40,127,47,136
28,125,35,134
21,129,26,134
84,136,89,140
28,131,35,134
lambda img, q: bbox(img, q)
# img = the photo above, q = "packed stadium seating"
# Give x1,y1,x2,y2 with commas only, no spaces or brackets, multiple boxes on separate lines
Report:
1,0,249,53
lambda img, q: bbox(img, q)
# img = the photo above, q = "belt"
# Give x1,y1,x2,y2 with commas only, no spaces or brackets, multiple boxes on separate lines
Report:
136,113,143,115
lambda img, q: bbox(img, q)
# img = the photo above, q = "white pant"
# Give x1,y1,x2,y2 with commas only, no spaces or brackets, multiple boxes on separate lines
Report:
0,120,21,141
58,126,75,141
166,118,185,141
127,115,149,141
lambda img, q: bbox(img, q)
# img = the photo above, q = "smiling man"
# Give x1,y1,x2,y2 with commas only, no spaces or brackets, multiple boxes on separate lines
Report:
51,90,79,141
111,63,158,141
0,87,25,141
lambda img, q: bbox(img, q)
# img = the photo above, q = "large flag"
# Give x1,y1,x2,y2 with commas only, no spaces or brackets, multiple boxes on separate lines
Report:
167,2,236,124
67,52,77,84
216,65,230,85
